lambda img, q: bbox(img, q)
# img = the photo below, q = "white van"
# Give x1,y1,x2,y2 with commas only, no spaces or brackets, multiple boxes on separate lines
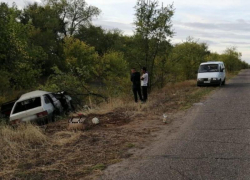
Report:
197,61,226,86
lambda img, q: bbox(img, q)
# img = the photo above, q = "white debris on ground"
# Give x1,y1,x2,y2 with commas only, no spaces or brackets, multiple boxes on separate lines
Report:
92,117,100,125
193,103,204,106
83,105,91,111
163,114,168,123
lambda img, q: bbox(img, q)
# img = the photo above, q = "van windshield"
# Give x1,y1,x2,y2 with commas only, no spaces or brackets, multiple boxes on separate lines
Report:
199,64,219,73
13,97,41,114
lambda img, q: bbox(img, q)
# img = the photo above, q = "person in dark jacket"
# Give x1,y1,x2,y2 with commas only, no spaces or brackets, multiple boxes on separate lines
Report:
131,68,143,102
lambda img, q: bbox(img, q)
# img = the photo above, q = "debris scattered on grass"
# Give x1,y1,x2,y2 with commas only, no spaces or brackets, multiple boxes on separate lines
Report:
92,117,100,125
163,114,168,123
0,80,216,180
193,103,204,106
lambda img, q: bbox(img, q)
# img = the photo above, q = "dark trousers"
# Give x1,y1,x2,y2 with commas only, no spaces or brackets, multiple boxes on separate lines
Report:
132,87,142,102
142,86,148,102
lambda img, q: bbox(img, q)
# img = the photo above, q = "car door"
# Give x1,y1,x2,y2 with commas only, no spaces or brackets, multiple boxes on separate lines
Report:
43,96,54,115
222,64,226,80
47,94,63,114
219,64,223,80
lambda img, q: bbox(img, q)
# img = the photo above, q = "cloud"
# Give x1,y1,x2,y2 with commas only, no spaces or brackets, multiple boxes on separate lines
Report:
175,21,250,32
93,19,134,35
0,0,41,8
222,41,250,45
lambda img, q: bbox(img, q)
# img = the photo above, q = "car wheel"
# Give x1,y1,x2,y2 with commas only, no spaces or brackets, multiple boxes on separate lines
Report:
219,80,222,87
222,79,226,85
50,112,55,122
38,118,47,126
44,117,49,124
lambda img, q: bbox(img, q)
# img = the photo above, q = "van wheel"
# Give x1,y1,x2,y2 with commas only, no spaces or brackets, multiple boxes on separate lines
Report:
219,80,222,87
222,79,226,85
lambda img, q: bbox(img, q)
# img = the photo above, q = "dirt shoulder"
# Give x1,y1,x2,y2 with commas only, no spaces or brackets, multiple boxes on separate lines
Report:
0,80,217,180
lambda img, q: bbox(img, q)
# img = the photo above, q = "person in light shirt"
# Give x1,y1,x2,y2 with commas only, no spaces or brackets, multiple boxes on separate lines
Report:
140,67,148,102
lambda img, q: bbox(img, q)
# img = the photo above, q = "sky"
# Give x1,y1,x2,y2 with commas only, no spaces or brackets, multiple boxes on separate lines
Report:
2,0,250,63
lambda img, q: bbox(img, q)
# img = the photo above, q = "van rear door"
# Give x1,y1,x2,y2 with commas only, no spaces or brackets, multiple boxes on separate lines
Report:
10,97,44,122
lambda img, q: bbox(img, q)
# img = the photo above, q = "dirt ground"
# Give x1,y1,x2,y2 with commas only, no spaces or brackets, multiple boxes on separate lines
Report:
0,81,216,180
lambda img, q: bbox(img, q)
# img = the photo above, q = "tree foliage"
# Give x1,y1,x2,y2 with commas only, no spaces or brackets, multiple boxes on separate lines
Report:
134,0,174,87
0,1,249,109
171,38,210,80
45,0,100,36
0,3,44,90
100,51,130,97
75,25,125,55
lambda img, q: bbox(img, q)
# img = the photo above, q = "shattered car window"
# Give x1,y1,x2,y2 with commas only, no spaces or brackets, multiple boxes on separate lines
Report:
13,97,41,114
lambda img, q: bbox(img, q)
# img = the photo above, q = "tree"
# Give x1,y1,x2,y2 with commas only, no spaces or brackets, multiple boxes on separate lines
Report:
169,38,210,80
63,37,99,78
45,0,100,36
0,3,11,66
20,2,65,75
0,3,44,90
100,51,130,97
220,47,243,72
75,25,125,55
134,0,174,88
43,37,103,105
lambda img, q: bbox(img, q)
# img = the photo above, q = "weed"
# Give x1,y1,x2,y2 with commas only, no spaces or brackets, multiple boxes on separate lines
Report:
126,143,135,148
14,171,44,180
92,163,106,171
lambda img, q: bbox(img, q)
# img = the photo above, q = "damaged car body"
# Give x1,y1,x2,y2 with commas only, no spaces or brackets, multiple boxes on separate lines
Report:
0,90,73,125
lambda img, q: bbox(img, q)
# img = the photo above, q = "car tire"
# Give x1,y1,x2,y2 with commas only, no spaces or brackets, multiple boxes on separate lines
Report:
222,78,226,85
38,118,47,126
50,112,55,122
44,117,49,124
219,80,222,87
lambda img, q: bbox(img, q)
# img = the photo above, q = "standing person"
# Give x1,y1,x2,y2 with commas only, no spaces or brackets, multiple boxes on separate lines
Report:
131,68,143,103
141,67,148,102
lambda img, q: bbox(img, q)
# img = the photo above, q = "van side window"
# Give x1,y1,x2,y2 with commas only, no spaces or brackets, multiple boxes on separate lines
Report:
44,96,51,104
13,97,41,114
48,94,57,102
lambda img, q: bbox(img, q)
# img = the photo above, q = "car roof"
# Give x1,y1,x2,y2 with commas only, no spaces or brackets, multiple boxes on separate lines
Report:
200,61,224,65
18,90,51,101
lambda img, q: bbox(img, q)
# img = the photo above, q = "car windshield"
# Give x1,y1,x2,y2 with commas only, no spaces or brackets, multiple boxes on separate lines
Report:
199,64,219,73
13,97,41,114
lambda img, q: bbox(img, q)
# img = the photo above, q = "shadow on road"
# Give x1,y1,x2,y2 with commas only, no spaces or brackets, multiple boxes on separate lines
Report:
223,82,250,88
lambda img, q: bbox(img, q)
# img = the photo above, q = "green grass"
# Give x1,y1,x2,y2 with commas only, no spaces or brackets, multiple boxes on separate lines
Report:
91,163,106,171
0,117,8,126
181,87,216,110
14,171,44,180
126,143,135,148
181,71,241,110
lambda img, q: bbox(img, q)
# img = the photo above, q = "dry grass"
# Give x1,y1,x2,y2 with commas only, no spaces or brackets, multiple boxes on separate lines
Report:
1,124,47,144
52,131,82,146
0,124,47,177
81,98,141,116
84,80,213,118
0,80,218,180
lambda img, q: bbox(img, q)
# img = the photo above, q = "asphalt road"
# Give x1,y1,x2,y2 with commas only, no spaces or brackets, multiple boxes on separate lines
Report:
101,70,250,180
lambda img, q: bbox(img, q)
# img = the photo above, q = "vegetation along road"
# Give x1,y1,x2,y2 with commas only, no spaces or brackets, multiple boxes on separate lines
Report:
101,69,250,180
